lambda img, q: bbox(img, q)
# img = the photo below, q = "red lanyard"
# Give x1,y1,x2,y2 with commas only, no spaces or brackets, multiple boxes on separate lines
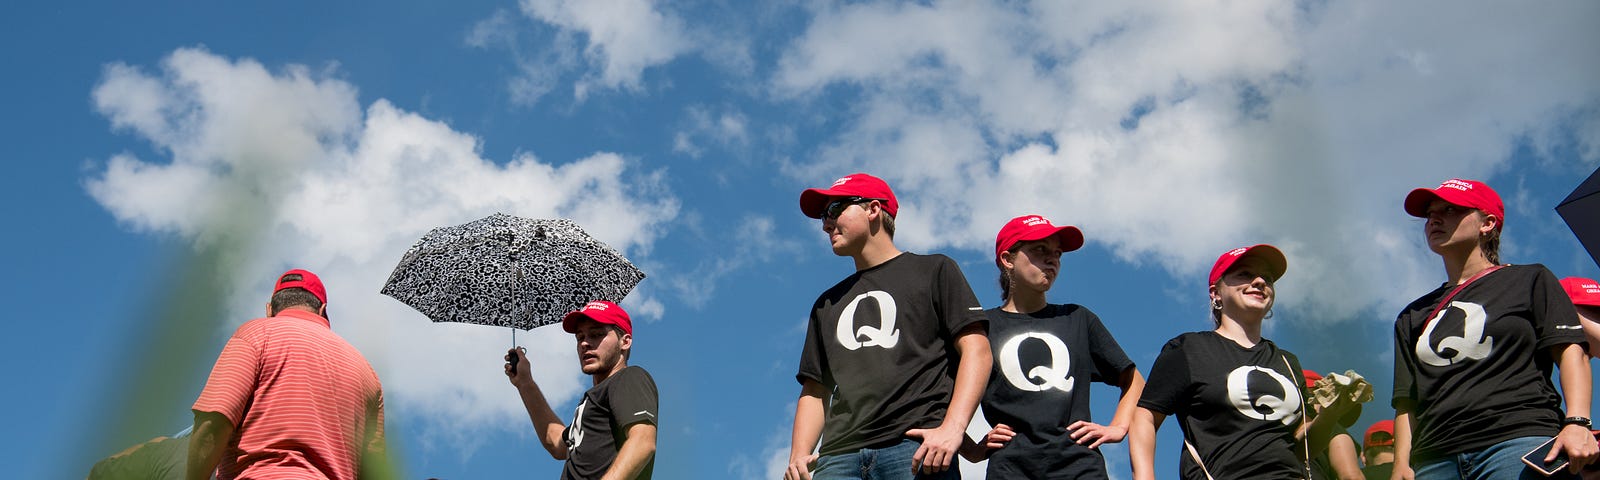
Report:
1422,265,1504,329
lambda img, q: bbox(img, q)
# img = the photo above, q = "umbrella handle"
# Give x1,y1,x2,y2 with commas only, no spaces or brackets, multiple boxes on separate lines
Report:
508,328,519,376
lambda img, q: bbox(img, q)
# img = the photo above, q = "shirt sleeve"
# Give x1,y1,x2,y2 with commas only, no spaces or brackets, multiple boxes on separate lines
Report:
607,368,660,429
1137,337,1190,415
1530,265,1587,351
796,301,829,386
1084,311,1135,384
191,331,261,426
1392,312,1417,410
934,255,987,336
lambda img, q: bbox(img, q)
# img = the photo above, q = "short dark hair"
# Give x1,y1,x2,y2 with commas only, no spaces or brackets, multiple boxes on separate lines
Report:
270,273,324,315
876,200,896,238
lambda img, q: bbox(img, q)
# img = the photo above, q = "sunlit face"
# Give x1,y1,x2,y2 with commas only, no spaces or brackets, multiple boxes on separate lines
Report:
1211,256,1276,317
1003,236,1063,295
820,197,879,256
572,318,630,376
1422,199,1493,254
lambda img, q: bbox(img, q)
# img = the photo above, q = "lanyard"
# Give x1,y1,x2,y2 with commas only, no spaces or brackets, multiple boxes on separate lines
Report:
1422,265,1504,329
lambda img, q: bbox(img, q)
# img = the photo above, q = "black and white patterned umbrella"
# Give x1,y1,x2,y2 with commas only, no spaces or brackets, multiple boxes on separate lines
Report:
380,213,645,331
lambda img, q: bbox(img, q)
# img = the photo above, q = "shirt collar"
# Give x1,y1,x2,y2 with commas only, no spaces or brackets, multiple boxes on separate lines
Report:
276,308,331,328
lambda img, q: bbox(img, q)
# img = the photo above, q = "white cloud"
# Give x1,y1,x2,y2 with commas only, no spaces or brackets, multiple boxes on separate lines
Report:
672,105,750,158
773,0,1600,321
515,0,694,100
86,47,680,453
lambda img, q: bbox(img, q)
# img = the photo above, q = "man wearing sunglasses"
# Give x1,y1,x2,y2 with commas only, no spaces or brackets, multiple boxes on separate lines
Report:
786,173,992,480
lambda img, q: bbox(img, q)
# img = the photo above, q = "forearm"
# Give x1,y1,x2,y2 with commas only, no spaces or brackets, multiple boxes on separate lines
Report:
942,330,991,431
601,423,656,480
1129,408,1161,480
185,413,232,480
1558,344,1592,418
515,380,570,459
790,382,827,461
1109,368,1146,430
1393,410,1414,471
1328,435,1364,480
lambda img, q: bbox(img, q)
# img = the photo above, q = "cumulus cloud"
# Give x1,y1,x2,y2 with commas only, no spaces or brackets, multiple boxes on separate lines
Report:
86,47,679,452
773,0,1600,321
469,0,695,103
672,104,751,158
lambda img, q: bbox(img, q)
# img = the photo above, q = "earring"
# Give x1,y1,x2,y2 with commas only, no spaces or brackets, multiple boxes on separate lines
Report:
1264,309,1275,320
1211,298,1222,310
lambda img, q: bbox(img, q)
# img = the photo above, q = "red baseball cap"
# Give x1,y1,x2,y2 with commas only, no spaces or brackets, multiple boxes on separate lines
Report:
1208,244,1288,286
274,268,327,304
562,300,633,336
1365,420,1395,448
994,215,1084,264
1302,369,1322,390
1403,178,1504,228
1562,277,1600,307
799,173,899,219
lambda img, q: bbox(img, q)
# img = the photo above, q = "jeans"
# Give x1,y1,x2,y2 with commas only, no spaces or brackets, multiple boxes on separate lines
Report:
812,439,961,480
1413,436,1559,480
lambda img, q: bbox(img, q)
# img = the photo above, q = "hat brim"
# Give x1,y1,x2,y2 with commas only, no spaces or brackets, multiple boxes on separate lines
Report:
561,311,593,333
1012,225,1086,253
1229,244,1288,283
1403,188,1445,218
800,188,845,219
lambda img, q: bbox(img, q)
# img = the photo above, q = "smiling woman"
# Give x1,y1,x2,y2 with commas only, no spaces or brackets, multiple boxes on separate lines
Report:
1130,244,1357,480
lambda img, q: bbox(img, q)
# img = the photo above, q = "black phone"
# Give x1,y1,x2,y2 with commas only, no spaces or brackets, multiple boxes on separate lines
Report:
1521,436,1569,476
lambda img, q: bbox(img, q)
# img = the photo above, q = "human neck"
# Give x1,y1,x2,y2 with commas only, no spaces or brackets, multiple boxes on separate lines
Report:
1441,250,1496,286
1214,315,1263,348
1002,290,1048,314
852,237,902,271
592,361,627,386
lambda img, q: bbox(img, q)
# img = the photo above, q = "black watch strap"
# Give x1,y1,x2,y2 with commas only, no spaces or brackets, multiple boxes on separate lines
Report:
1562,416,1592,428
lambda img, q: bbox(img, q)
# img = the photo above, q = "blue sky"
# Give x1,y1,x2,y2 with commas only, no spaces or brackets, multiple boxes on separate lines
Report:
4,1,1599,478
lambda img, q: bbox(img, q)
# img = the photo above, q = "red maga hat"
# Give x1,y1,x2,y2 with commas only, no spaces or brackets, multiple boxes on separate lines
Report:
1365,420,1395,448
799,173,899,219
994,215,1084,264
562,300,633,336
274,268,328,304
1562,277,1600,307
1208,244,1288,286
1403,178,1504,228
1302,369,1322,390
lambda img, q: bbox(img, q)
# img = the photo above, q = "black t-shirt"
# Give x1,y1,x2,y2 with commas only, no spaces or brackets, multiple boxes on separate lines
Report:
796,252,987,456
1392,264,1585,462
1362,463,1394,480
980,304,1135,479
1139,332,1308,480
562,366,658,480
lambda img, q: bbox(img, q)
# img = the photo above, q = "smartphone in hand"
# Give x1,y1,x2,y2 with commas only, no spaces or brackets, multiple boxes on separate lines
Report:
1522,436,1570,476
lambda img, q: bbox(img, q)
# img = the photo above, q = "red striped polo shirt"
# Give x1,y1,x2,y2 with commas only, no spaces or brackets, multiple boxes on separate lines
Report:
192,309,384,480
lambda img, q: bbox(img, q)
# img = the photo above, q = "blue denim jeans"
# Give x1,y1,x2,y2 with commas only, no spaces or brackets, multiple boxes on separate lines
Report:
1413,436,1558,480
812,439,961,480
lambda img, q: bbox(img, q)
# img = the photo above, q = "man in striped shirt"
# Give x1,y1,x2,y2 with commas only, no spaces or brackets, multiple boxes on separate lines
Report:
187,269,386,480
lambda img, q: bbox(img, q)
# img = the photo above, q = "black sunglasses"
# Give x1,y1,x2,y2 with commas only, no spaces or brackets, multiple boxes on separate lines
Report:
823,197,882,219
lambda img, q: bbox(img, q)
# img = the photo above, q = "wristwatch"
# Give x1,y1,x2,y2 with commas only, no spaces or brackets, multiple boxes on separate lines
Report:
1562,416,1592,429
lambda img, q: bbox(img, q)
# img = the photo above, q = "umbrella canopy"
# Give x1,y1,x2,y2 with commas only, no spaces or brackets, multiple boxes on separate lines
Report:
381,213,645,330
1558,165,1600,270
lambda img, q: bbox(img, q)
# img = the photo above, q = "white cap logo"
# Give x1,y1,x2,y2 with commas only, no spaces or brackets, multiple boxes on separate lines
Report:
832,176,853,187
1440,179,1472,192
1226,247,1249,257
1022,216,1049,227
584,302,609,311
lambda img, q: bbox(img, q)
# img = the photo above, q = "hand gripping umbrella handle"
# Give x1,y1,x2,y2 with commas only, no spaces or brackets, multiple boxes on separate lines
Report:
508,329,520,376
